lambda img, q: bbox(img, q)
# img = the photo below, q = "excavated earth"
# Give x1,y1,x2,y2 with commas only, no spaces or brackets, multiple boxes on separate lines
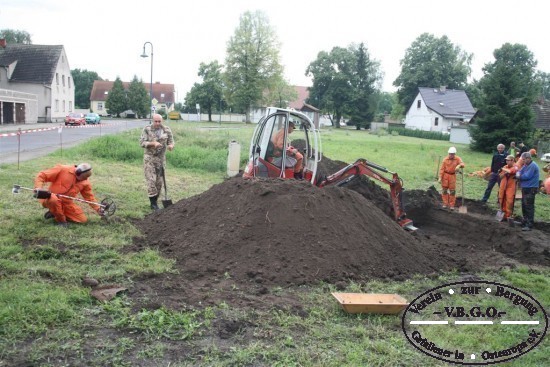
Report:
129,156,550,311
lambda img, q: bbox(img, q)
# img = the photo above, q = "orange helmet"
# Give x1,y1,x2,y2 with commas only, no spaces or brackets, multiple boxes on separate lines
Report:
529,148,536,157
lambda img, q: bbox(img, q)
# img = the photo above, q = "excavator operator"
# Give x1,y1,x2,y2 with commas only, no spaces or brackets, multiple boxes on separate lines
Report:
272,120,303,179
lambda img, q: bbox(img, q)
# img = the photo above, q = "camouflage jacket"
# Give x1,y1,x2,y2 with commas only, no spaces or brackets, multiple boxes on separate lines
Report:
140,125,174,158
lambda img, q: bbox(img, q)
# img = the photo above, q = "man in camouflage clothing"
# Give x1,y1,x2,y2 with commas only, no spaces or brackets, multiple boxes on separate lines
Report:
140,114,175,210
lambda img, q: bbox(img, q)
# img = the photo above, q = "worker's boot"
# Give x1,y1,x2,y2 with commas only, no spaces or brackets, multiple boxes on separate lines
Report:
149,195,160,211
44,211,54,220
294,170,303,180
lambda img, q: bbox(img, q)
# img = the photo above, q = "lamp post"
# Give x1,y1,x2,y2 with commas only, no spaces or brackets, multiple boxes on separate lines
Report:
140,41,153,122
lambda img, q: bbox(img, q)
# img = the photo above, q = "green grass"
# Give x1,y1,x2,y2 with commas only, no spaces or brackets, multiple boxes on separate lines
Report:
0,121,548,366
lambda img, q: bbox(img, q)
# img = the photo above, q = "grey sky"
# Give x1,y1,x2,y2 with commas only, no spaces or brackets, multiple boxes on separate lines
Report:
2,0,547,102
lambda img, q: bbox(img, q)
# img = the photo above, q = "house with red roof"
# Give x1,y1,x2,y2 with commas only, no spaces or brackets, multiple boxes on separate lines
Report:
89,80,175,117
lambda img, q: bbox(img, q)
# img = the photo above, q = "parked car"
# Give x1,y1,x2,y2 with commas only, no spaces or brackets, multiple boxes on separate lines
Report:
65,113,86,126
541,153,550,163
85,113,101,124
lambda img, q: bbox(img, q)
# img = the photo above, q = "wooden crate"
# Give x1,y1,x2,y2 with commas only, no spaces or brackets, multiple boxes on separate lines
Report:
331,293,408,314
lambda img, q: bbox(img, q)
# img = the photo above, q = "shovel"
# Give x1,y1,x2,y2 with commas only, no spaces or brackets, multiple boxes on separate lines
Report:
458,169,467,214
160,166,173,208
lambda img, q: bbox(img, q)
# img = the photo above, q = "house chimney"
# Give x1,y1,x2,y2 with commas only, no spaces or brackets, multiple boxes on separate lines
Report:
0,39,6,48
440,86,447,93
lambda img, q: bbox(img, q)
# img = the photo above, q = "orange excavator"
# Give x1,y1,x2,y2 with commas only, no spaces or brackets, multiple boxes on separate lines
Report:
243,107,417,231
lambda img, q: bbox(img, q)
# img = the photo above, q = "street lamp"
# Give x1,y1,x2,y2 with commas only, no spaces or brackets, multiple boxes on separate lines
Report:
140,41,153,122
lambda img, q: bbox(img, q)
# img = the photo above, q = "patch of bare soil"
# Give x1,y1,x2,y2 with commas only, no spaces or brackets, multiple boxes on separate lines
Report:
129,156,550,312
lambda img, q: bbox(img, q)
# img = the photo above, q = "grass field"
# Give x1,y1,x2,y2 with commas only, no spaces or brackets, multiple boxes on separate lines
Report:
0,121,548,366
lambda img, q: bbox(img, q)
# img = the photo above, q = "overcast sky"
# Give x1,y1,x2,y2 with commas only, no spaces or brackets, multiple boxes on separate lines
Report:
2,0,548,103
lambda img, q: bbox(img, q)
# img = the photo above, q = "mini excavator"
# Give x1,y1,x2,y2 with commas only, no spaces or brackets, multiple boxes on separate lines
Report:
243,107,417,231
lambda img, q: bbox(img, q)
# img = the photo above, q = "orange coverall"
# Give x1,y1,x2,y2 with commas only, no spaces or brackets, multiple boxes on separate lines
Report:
439,155,465,207
497,165,518,219
34,165,99,223
272,128,303,173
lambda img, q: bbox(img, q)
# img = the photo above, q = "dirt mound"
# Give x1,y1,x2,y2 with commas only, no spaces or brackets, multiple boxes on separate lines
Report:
130,157,549,309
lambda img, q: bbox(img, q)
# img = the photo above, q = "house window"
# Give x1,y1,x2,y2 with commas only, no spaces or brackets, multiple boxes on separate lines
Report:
417,100,421,108
161,93,165,98
63,100,66,112
62,75,65,87
435,117,439,126
56,73,59,85
69,101,73,112
98,102,103,111
55,99,59,112
68,77,71,88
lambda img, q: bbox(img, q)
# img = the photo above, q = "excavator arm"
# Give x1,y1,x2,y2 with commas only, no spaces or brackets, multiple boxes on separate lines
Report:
316,159,417,231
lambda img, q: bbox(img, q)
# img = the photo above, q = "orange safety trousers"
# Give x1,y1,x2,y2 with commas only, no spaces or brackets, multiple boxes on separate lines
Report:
40,195,88,223
441,173,458,207
498,176,517,219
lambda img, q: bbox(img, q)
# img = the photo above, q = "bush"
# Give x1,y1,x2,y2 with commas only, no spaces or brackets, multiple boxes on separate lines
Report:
387,127,450,141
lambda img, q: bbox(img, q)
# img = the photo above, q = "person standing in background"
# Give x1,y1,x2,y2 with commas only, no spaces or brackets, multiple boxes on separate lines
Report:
481,144,507,203
497,155,518,222
516,152,540,231
439,147,465,210
140,114,175,210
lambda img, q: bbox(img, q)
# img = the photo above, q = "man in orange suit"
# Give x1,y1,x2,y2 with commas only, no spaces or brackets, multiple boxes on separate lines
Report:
438,147,465,209
497,155,518,221
34,163,102,227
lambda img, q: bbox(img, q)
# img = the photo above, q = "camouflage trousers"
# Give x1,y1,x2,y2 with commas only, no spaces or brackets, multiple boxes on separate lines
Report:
144,155,165,197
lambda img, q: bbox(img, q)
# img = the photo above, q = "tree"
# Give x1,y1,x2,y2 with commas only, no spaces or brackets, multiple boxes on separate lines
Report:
262,75,297,108
469,43,538,152
127,75,149,118
347,43,381,129
306,43,381,128
105,77,127,117
224,10,284,122
464,79,483,109
393,33,472,112
71,69,102,109
535,71,550,99
185,61,225,122
0,29,32,44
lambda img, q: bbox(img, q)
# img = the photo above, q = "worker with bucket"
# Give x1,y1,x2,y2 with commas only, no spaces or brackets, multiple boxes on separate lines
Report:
496,155,519,222
140,113,175,210
438,147,465,210
34,163,104,227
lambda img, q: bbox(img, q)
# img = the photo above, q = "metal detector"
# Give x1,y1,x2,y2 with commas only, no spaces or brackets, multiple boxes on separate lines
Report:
12,184,117,218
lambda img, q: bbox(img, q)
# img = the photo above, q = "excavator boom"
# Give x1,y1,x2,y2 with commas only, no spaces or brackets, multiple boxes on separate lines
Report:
317,159,417,231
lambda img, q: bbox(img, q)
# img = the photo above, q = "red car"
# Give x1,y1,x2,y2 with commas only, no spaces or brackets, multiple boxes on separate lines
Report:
65,113,86,126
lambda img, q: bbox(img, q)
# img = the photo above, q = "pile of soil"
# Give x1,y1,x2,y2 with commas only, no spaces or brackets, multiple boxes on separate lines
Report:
130,156,550,310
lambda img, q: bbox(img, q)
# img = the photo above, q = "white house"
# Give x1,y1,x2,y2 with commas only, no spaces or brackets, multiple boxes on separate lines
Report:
0,41,74,124
404,87,475,133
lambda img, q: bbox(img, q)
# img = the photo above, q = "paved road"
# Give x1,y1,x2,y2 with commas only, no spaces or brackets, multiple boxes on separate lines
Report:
0,120,150,164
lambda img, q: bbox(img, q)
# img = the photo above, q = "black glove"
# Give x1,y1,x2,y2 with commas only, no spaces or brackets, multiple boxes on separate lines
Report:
33,189,52,199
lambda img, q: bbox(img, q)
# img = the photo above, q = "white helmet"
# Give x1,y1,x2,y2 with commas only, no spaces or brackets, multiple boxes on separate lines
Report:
448,147,457,154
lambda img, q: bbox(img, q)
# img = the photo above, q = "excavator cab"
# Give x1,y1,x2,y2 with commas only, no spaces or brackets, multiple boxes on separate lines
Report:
243,108,321,183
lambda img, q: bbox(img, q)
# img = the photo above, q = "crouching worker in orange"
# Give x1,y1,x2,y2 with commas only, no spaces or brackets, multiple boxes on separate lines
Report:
272,120,304,179
34,163,103,227
497,155,518,221
438,147,465,210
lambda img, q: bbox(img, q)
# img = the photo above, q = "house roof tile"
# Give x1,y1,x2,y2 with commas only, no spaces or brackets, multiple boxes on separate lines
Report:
0,44,64,84
418,87,475,119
